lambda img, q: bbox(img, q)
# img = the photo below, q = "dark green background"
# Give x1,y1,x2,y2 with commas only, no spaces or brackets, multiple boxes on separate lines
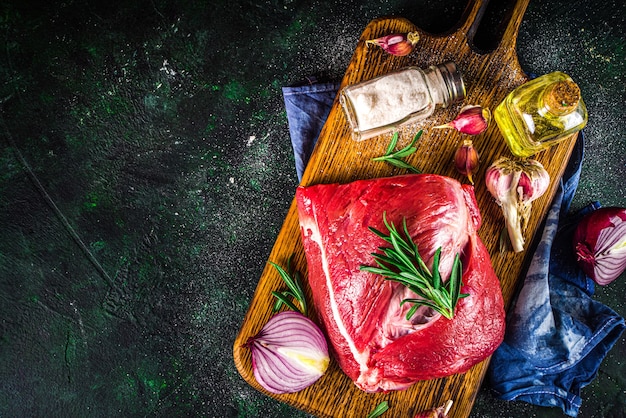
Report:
0,0,624,417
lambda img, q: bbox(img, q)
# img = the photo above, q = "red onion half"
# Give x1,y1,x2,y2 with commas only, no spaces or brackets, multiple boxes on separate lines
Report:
244,310,329,394
573,207,626,285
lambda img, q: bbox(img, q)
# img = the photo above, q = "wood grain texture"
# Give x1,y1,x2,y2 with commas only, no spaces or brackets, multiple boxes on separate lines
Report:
233,0,578,416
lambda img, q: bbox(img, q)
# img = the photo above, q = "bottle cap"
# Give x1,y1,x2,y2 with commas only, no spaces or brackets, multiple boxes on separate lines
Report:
437,61,466,106
545,80,580,115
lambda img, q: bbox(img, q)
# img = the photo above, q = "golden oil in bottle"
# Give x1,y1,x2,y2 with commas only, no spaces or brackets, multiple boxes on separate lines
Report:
494,71,588,158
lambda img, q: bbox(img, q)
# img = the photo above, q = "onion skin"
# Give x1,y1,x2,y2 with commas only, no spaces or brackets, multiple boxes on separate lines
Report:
244,310,329,394
573,207,626,285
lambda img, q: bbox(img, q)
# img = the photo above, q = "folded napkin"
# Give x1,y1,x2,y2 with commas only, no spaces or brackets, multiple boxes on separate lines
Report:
282,78,341,181
281,80,625,417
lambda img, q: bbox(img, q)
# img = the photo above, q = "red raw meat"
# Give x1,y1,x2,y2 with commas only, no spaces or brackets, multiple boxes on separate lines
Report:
295,174,505,392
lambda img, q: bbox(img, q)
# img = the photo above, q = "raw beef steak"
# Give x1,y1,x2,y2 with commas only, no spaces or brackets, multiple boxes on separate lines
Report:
295,174,505,392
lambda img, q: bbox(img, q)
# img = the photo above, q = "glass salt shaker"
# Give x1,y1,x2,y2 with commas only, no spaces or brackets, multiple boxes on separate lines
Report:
340,61,466,141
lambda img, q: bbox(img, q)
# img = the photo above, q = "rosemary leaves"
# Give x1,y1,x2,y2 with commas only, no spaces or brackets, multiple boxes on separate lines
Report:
269,255,307,315
372,130,422,173
360,213,468,320
366,401,390,418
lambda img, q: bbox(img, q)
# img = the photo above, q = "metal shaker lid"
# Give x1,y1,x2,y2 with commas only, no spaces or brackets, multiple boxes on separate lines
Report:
436,61,466,106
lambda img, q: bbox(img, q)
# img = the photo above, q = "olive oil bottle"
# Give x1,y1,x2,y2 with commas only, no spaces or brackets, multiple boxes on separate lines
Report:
494,71,588,158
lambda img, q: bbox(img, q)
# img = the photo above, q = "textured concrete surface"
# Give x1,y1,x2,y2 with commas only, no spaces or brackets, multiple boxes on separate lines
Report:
0,0,624,417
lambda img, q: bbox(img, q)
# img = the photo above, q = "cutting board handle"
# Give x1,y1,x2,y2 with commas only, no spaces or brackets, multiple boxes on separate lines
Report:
459,0,530,54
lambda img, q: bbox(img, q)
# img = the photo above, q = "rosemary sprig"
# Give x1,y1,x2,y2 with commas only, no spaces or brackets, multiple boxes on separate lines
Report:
359,213,468,320
269,255,307,315
366,401,389,418
372,130,422,173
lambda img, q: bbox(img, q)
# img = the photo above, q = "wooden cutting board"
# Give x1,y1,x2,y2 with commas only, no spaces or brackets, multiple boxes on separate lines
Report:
234,0,579,416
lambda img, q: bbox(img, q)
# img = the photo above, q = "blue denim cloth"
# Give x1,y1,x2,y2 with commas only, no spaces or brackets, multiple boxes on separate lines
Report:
282,79,341,181
281,82,625,417
488,133,626,417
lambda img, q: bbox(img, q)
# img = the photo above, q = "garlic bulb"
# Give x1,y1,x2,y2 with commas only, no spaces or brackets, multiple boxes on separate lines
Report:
485,157,550,253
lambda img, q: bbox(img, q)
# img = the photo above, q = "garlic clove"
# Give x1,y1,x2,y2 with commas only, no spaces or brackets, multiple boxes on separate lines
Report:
515,160,551,203
454,139,479,184
366,31,420,56
413,400,453,418
435,105,491,135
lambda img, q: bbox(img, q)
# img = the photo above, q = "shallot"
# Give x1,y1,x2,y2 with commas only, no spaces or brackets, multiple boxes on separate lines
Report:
573,207,626,285
244,310,329,394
